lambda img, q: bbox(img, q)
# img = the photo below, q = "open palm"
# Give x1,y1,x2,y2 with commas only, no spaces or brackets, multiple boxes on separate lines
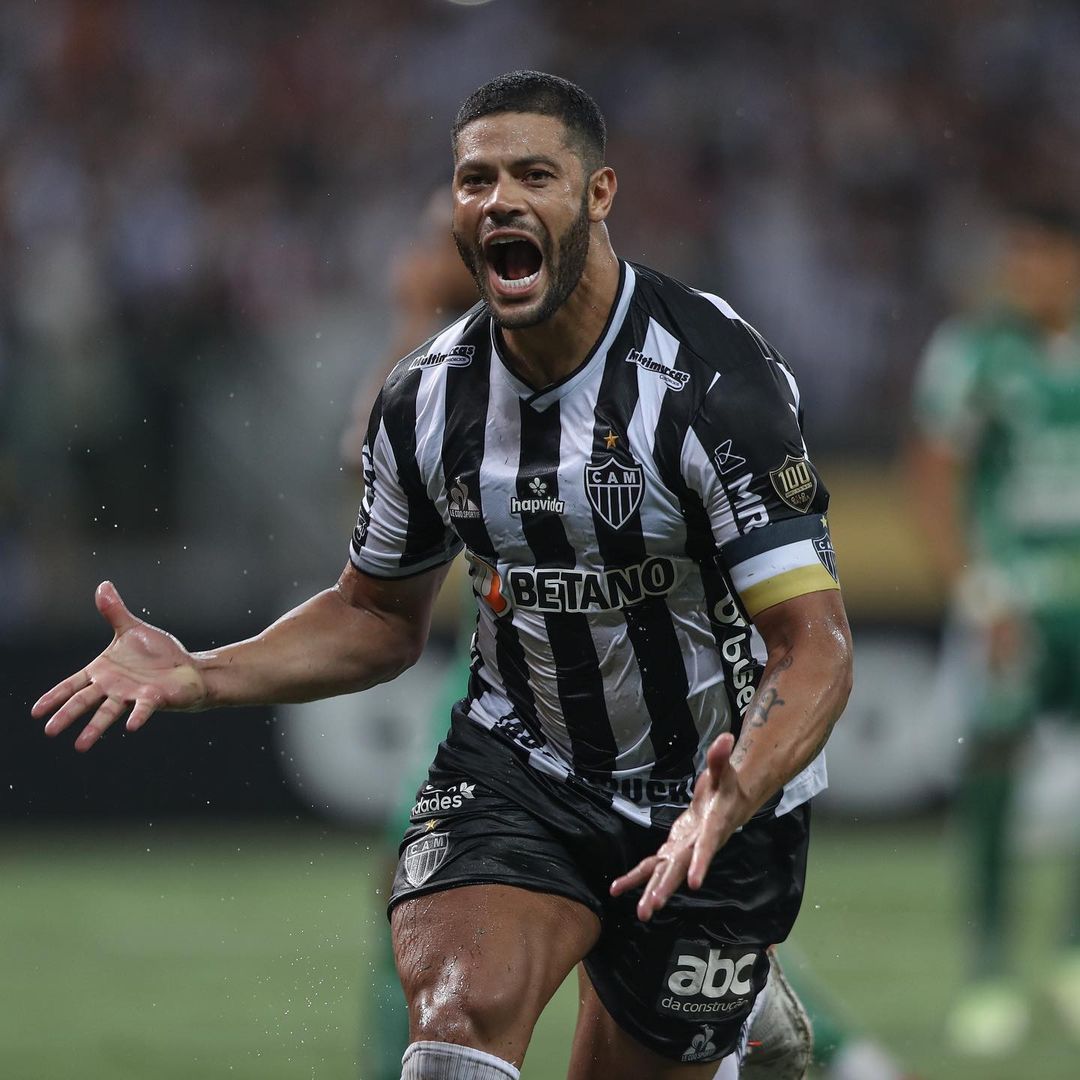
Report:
610,732,744,921
31,581,207,751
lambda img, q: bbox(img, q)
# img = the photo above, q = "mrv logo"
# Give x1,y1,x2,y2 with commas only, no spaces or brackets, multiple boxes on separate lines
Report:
508,557,676,613
658,941,760,1021
410,781,477,818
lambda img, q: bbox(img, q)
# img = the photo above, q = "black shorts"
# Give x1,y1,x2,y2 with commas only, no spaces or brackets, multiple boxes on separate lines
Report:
389,706,810,1064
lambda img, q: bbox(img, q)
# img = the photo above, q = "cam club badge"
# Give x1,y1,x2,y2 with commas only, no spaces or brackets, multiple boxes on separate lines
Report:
402,831,449,887
585,456,644,530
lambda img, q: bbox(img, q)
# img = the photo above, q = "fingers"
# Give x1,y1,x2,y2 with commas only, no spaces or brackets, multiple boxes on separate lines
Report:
32,669,90,719
610,854,659,898
95,580,138,636
705,730,735,778
40,680,157,746
42,683,106,737
638,850,692,921
74,696,129,753
687,828,723,891
610,850,692,922
125,695,157,732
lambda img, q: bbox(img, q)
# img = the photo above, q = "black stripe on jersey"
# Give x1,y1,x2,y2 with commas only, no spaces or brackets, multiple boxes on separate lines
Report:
652,389,763,745
517,398,619,775
589,325,698,780
381,374,449,570
351,389,384,555
440,337,542,739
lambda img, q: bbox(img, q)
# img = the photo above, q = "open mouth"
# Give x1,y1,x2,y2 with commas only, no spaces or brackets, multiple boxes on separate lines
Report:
484,235,544,293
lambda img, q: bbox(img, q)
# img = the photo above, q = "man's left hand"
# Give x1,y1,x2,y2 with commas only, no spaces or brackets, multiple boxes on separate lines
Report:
610,732,748,921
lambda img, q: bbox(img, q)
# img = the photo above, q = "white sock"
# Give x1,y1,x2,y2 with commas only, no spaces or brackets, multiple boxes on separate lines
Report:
400,1040,520,1080
712,1052,740,1079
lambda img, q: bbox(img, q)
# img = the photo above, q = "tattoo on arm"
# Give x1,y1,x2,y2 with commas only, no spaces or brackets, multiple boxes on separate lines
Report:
747,686,784,729
730,651,794,766
745,652,793,726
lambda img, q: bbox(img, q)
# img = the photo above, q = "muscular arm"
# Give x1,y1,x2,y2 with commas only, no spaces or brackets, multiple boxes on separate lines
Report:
727,589,853,813
611,588,852,920
33,561,450,751
199,562,448,706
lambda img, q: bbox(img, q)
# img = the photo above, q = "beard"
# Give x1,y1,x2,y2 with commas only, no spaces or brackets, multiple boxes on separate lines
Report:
454,192,591,330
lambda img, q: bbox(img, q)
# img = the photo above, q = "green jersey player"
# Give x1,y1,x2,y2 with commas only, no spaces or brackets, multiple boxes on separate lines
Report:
911,201,1080,1055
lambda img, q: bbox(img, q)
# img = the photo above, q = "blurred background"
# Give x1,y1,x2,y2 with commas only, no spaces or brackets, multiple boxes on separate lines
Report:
3,1,1079,1077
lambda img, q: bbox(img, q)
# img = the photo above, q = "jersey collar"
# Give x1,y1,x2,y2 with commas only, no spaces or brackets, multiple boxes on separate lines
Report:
490,260,636,411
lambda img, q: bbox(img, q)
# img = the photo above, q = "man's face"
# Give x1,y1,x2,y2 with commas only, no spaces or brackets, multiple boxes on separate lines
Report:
1000,220,1080,324
452,112,593,330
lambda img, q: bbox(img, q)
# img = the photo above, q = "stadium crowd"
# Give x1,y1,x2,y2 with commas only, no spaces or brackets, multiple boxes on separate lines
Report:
3,0,1079,626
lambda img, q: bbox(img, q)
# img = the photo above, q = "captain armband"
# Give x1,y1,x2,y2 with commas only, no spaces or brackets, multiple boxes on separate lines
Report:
721,514,840,619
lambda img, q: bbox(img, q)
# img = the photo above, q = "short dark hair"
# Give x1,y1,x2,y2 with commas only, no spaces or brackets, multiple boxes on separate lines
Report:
453,70,606,175
1004,198,1080,239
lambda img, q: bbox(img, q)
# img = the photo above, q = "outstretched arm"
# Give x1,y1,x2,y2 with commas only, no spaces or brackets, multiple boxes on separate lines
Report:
611,588,853,920
32,561,449,752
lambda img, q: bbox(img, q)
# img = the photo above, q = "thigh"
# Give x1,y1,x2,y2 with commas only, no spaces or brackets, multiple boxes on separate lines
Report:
577,801,809,1066
392,883,599,1065
568,966,723,1080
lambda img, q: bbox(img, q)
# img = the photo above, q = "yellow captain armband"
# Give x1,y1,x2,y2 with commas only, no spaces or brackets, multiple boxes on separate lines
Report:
721,514,840,619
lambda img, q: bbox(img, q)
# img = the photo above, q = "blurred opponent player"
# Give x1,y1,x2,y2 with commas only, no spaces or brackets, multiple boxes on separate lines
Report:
35,72,852,1079
349,193,906,1080
911,202,1080,1054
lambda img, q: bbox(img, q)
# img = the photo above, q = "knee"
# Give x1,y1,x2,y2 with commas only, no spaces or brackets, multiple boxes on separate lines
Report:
403,962,520,1047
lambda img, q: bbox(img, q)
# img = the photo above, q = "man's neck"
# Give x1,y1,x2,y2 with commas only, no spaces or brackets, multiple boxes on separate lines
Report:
499,242,621,391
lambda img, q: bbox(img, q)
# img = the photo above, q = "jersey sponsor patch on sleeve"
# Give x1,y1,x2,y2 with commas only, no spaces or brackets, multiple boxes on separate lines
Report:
721,514,840,617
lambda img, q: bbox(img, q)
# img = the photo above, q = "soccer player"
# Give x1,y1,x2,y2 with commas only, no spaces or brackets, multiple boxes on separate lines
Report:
910,202,1080,1054
352,192,905,1080
34,72,852,1079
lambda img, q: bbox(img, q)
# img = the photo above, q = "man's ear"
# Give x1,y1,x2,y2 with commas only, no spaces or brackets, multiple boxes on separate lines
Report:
588,166,617,223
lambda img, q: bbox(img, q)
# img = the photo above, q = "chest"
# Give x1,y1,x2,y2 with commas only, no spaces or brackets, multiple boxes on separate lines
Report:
440,389,685,568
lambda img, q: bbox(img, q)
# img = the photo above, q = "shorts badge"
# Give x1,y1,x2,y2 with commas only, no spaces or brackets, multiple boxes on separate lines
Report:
402,832,449,887
769,455,817,512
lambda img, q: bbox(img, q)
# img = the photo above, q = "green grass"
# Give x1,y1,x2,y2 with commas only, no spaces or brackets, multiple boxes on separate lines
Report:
0,820,1074,1078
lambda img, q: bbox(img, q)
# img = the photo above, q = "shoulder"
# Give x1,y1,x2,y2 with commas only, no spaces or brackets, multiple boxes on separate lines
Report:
627,262,773,378
919,310,1023,387
381,302,491,406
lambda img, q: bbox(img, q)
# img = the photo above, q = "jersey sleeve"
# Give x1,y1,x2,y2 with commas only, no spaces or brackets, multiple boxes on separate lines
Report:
911,320,983,453
349,386,463,578
682,325,840,619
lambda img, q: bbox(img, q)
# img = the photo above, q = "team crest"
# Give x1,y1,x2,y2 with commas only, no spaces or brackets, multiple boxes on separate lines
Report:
585,456,644,530
769,455,817,512
814,530,839,582
402,832,449,887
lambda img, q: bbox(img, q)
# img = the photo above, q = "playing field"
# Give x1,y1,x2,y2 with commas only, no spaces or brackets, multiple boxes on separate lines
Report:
0,819,1072,1079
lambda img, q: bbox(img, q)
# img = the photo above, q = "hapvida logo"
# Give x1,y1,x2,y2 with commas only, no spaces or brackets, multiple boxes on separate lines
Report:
510,477,565,515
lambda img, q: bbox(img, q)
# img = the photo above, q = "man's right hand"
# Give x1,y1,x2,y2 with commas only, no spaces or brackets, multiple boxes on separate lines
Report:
31,580,208,752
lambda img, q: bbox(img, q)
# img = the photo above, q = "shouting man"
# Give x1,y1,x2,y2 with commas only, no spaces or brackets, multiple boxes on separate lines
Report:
34,72,852,1079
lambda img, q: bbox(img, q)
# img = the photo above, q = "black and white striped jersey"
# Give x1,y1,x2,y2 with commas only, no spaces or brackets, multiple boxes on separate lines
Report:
350,261,840,827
